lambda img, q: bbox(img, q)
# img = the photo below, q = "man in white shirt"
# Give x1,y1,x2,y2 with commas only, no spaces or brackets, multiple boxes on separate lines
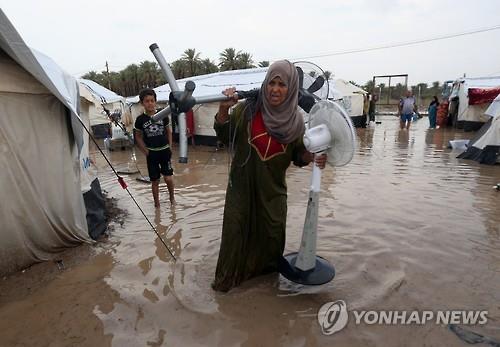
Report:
398,90,417,130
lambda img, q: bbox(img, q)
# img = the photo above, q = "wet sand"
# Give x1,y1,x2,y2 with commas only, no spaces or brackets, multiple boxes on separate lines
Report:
1,116,499,346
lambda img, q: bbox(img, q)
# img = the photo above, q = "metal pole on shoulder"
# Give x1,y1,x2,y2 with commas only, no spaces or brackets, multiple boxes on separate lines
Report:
149,43,188,163
148,43,257,163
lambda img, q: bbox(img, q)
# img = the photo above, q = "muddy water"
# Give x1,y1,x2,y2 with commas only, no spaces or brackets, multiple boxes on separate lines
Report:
1,116,499,347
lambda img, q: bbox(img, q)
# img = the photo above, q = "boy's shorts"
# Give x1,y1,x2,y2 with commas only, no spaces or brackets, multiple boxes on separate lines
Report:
147,148,173,181
400,114,413,122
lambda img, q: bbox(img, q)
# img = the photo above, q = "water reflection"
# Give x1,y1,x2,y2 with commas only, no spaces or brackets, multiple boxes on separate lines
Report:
89,117,500,346
396,129,410,150
154,207,180,262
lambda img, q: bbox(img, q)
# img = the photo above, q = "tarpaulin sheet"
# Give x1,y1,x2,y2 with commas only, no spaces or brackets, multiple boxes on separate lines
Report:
468,87,500,105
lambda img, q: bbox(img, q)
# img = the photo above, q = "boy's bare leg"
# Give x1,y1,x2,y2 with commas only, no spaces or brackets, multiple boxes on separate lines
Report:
152,180,160,208
406,121,411,130
164,175,175,205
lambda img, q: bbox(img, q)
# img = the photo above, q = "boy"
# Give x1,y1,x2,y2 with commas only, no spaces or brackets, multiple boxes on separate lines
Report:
134,88,175,207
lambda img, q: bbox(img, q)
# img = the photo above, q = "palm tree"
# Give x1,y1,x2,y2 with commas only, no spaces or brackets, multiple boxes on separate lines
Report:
258,61,270,67
139,61,158,88
237,52,255,69
323,70,332,80
156,70,167,86
181,48,201,77
118,70,129,96
82,70,99,81
171,59,187,79
200,58,219,74
108,71,121,92
122,64,140,96
219,48,242,71
81,70,106,87
430,81,441,97
364,80,375,93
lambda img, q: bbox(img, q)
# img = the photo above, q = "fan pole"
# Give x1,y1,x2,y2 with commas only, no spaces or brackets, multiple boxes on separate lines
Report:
295,159,322,271
150,44,188,163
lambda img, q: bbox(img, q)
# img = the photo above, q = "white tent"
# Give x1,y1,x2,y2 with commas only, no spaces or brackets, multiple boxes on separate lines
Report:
79,79,132,137
127,68,365,143
127,67,268,106
449,76,500,131
0,10,104,275
328,79,367,120
458,94,500,164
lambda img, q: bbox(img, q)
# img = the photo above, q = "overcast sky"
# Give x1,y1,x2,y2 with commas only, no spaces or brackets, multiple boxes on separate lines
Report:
2,0,500,86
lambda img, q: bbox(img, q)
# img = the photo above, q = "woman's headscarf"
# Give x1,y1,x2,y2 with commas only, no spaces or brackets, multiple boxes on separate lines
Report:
259,60,304,144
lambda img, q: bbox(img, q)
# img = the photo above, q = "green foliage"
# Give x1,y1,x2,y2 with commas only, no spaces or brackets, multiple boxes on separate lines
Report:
201,58,219,74
219,48,256,71
219,48,241,71
81,51,446,101
82,62,165,97
238,52,255,69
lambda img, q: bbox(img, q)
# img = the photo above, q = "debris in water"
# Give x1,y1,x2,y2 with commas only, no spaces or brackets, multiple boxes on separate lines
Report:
448,324,500,346
55,260,65,270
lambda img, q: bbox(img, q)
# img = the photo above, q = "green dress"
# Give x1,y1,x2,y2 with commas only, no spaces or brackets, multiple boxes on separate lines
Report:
212,101,307,292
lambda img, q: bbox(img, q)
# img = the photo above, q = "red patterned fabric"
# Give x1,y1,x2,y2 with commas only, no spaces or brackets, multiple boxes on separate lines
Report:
250,111,287,160
468,88,500,105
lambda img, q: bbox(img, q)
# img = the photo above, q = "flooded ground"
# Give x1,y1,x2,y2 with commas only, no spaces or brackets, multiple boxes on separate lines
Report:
1,116,499,347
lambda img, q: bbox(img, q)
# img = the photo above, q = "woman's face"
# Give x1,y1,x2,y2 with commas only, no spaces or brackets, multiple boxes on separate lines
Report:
266,76,288,106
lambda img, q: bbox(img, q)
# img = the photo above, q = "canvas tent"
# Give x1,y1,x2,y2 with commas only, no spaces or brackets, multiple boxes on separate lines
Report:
79,79,132,138
458,94,500,164
0,10,105,276
448,76,500,131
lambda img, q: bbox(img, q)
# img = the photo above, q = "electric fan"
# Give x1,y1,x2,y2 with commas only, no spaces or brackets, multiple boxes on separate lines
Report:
279,100,356,285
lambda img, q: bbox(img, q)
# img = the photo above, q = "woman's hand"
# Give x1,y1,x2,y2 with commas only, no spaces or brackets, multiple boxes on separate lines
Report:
220,87,238,109
217,87,238,124
314,153,327,169
302,151,327,169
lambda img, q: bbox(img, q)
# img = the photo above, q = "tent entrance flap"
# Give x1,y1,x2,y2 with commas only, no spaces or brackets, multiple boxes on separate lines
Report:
83,178,106,240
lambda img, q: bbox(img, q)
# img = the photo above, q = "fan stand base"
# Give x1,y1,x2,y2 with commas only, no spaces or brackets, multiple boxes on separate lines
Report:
278,252,335,285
